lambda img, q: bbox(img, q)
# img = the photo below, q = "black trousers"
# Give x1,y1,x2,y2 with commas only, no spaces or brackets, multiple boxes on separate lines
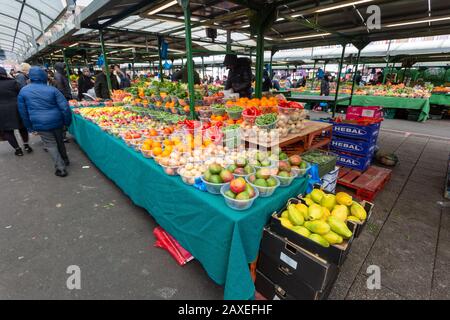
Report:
2,128,29,149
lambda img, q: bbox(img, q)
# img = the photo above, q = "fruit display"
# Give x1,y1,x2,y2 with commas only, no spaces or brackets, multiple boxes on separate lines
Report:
201,164,234,194
277,189,368,248
221,177,259,211
354,84,432,98
288,155,311,178
246,168,280,198
271,160,298,187
277,100,307,134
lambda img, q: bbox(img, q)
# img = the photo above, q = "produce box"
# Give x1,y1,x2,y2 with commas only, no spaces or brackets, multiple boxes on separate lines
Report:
332,150,373,172
255,268,337,300
258,227,338,293
331,137,376,157
302,150,337,178
349,200,374,238
298,186,374,238
321,167,339,193
332,121,380,142
346,106,383,120
270,198,356,266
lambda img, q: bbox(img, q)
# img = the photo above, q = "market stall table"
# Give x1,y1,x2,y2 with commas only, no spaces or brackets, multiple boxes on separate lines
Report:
285,91,430,121
69,114,309,300
430,93,450,106
245,120,333,152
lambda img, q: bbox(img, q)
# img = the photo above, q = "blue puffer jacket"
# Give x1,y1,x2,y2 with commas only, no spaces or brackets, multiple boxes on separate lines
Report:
18,67,72,131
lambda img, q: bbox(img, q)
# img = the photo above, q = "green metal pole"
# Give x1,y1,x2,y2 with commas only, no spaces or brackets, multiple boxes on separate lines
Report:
254,27,265,99
349,49,361,106
157,36,164,82
99,30,112,93
310,60,317,90
226,30,232,54
181,0,196,119
332,44,346,117
62,49,71,80
201,56,205,80
269,51,274,80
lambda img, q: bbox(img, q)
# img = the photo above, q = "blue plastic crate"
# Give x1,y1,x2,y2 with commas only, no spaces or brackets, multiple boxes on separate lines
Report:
332,122,380,142
331,137,376,157
332,151,372,171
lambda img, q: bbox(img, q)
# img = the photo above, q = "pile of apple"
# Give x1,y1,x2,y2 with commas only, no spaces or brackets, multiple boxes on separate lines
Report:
226,157,255,177
223,177,257,201
247,168,278,188
203,164,234,184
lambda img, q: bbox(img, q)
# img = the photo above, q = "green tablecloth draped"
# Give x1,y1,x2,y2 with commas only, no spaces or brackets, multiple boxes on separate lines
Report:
69,114,309,300
289,91,430,121
430,93,450,106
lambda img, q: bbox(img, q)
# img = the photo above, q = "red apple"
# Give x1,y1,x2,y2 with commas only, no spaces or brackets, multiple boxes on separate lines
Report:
230,177,246,194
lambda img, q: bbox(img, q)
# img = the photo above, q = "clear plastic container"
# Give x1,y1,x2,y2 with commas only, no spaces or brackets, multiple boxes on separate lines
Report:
200,175,229,194
232,166,255,178
245,175,280,198
159,164,181,176
274,171,298,187
141,147,153,159
291,162,311,178
220,184,259,211
198,108,212,118
211,106,226,116
256,119,278,130
178,168,202,186
226,109,243,120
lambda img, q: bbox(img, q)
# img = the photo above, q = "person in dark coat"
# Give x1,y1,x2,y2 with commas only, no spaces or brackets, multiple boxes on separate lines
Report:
94,68,114,100
77,67,94,100
223,54,252,98
262,70,272,92
15,63,30,88
320,73,330,96
18,67,72,177
0,67,32,156
54,62,72,100
114,65,131,89
172,61,201,85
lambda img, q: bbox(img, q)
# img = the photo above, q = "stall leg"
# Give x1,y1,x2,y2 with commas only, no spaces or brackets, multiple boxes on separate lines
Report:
99,30,112,93
332,44,346,117
181,0,196,119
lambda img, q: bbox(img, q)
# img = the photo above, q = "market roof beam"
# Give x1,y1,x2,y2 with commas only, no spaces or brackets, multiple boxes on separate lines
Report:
11,0,26,51
157,8,251,35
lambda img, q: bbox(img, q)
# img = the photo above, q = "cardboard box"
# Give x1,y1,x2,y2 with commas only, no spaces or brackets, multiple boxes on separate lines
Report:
270,198,356,266
255,269,337,300
259,227,338,292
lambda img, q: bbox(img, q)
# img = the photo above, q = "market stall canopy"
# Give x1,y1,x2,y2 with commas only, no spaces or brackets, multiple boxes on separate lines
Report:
22,0,450,65
0,0,67,59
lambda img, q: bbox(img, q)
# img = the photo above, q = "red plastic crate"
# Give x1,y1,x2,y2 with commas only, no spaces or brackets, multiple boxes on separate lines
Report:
337,166,392,201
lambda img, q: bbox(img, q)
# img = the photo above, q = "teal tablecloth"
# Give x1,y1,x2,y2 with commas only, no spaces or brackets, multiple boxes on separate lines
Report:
70,114,309,300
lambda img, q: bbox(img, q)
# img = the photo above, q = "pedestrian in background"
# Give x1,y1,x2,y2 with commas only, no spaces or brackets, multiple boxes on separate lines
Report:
15,63,30,88
0,67,32,156
78,67,94,100
54,62,72,100
18,67,72,177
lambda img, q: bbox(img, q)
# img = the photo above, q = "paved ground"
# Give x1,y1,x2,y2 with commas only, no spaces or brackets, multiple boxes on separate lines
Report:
0,119,449,300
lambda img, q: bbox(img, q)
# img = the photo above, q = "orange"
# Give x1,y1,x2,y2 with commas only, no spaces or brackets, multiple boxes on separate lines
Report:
161,149,171,157
163,139,173,146
152,141,162,148
152,147,163,156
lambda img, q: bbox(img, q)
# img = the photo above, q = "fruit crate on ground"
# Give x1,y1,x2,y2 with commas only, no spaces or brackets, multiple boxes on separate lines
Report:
337,166,392,202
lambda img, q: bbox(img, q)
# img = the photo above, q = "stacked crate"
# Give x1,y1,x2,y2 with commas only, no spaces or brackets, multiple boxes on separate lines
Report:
330,121,380,172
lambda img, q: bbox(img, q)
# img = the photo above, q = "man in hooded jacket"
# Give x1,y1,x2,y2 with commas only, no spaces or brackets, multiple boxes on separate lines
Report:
223,54,252,98
18,67,72,177
54,62,72,100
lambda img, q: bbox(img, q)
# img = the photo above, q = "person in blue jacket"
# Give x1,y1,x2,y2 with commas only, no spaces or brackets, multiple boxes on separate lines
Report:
18,67,72,177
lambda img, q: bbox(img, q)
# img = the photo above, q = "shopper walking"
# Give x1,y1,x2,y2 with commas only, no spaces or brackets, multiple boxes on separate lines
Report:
0,67,32,156
18,67,72,177
15,63,30,88
54,62,72,100
77,67,94,100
